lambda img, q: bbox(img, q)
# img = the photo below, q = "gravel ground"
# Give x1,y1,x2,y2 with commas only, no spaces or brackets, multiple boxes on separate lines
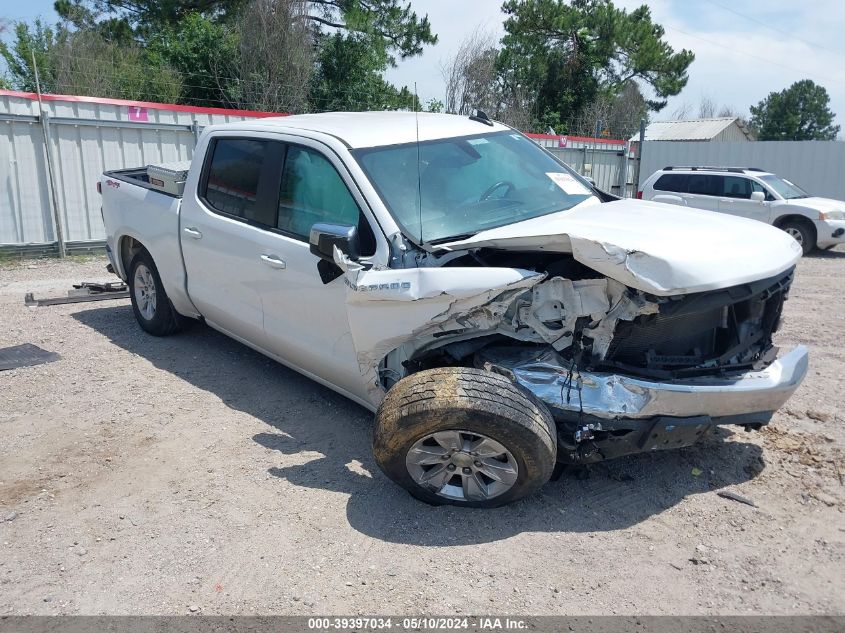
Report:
0,250,843,615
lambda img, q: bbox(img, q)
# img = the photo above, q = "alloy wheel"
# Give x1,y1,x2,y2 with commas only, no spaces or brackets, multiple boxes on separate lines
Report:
405,430,519,501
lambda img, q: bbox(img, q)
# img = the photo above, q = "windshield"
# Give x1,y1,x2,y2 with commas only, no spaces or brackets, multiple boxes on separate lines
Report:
759,174,809,200
354,131,595,244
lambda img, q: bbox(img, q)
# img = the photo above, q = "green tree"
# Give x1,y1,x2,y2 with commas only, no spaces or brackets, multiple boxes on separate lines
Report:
49,0,437,112
0,20,59,93
424,98,444,113
309,32,415,111
54,0,436,60
0,18,181,102
749,80,840,141
146,13,237,107
498,0,694,131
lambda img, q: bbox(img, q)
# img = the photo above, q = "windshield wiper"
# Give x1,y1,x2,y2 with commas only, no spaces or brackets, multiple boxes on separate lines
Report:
427,232,478,246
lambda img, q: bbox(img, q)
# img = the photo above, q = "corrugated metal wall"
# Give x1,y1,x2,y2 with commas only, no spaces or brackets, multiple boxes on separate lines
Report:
548,146,631,197
1,110,54,244
2,91,646,252
640,140,845,199
527,133,631,196
0,91,280,251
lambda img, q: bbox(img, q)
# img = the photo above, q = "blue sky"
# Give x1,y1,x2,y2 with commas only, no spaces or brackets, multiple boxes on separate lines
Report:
4,0,845,131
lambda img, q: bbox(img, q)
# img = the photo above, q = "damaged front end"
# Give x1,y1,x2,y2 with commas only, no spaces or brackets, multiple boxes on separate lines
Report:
479,267,806,463
343,252,807,465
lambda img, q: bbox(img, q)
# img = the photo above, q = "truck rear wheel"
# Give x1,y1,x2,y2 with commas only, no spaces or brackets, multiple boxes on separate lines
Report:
373,367,556,508
128,250,182,336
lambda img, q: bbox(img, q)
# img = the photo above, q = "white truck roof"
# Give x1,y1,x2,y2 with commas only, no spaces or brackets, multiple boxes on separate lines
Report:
224,112,511,149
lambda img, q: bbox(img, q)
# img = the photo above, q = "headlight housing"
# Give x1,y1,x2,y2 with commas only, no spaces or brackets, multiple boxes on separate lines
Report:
820,210,845,220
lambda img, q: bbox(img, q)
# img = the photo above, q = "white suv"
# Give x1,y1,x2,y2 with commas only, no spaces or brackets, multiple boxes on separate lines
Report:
639,166,845,254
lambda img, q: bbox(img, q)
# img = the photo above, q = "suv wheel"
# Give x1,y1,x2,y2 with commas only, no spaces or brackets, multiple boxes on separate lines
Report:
373,367,556,508
781,219,815,255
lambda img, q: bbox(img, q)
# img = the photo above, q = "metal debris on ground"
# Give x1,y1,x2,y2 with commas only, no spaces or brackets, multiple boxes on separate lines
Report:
717,490,758,508
24,281,129,307
0,343,60,371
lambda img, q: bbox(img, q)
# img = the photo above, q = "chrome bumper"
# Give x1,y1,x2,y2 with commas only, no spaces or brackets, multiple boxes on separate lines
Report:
484,345,809,421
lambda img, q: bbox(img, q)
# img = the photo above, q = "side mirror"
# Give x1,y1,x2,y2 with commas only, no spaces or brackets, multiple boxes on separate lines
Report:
309,223,359,264
750,191,765,202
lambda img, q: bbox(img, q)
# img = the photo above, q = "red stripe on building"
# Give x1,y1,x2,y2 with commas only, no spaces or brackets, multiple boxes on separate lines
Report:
0,89,287,118
524,132,626,145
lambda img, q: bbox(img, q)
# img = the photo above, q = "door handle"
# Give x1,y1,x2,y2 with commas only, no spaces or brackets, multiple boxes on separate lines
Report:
183,227,202,239
260,254,286,269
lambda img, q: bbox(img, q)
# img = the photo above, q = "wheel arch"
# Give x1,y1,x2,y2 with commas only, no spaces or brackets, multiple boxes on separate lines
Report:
118,234,148,281
773,213,815,230
773,214,817,242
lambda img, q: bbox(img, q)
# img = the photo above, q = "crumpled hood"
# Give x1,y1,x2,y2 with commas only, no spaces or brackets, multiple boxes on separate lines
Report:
439,198,802,296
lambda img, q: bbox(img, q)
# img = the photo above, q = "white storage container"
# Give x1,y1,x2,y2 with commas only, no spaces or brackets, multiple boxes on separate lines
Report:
147,160,192,196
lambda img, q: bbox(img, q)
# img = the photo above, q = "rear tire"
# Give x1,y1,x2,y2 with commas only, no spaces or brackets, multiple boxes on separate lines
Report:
128,250,182,336
780,219,815,255
373,367,557,508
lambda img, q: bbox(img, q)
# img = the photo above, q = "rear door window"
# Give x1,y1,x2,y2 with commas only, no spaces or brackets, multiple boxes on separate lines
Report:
653,173,688,192
202,138,279,226
688,174,717,196
720,176,752,199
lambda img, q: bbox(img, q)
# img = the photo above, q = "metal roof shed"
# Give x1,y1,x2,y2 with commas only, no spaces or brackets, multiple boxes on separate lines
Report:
629,117,753,142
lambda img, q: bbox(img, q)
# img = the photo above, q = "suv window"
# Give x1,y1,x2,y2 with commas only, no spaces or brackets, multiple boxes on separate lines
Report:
203,138,276,226
277,146,362,239
750,180,772,200
687,174,717,196
653,173,687,192
720,176,753,199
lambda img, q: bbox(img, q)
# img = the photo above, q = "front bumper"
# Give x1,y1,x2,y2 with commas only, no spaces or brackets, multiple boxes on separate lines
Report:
481,345,808,464
482,345,809,421
815,219,845,248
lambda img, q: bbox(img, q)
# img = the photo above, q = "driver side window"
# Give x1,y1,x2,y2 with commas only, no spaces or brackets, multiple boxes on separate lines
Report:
751,180,773,201
276,145,376,256
277,146,360,238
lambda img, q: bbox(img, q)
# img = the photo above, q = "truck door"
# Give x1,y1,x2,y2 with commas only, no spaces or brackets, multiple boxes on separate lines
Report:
258,141,377,401
179,136,286,346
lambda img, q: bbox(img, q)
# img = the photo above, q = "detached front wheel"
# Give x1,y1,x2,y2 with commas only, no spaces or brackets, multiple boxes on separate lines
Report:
373,367,556,508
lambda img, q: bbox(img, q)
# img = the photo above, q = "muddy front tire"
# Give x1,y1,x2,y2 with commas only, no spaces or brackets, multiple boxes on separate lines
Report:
373,367,557,508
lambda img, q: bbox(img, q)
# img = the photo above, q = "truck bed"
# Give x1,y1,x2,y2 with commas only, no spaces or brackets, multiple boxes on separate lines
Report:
100,167,192,316
104,168,182,198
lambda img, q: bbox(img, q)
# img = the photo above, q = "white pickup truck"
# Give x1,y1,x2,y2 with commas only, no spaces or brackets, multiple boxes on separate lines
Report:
100,112,808,508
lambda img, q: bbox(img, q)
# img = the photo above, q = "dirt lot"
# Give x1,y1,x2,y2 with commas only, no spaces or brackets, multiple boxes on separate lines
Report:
0,250,843,615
